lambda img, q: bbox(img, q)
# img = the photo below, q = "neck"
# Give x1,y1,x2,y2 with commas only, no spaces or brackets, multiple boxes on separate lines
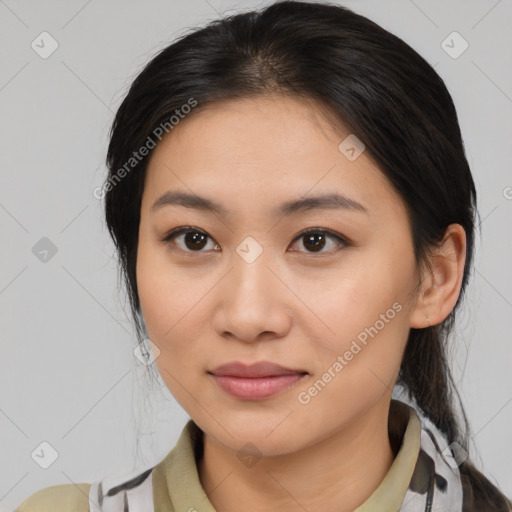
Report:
197,398,397,512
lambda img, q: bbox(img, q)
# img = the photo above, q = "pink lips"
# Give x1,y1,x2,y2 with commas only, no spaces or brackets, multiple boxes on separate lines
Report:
209,361,308,400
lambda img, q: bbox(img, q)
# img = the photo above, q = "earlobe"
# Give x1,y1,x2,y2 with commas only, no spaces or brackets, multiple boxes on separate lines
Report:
409,224,467,329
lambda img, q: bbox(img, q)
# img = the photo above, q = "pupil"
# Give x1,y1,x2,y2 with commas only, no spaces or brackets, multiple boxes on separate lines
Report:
185,231,207,250
304,233,325,252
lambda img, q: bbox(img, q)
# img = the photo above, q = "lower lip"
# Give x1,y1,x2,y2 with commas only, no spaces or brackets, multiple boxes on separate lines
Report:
210,373,306,400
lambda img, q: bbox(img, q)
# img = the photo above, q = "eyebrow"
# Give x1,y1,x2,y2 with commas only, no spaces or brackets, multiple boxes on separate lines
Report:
150,190,369,217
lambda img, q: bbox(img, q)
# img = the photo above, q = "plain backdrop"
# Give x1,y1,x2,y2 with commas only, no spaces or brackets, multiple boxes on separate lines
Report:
1,0,511,510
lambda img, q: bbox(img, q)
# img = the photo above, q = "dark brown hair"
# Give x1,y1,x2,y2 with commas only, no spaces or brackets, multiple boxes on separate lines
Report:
103,1,511,508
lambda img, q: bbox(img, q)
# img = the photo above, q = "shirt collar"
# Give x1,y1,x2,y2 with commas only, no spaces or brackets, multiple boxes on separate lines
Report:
153,399,421,511
355,400,422,511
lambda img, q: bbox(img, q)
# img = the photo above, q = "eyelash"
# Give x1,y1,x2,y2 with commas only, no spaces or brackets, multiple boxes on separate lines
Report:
160,226,350,255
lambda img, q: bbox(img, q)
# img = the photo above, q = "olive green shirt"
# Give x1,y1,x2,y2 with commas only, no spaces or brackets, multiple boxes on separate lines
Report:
15,405,421,511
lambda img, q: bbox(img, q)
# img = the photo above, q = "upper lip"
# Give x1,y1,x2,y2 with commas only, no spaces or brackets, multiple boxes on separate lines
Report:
209,361,308,378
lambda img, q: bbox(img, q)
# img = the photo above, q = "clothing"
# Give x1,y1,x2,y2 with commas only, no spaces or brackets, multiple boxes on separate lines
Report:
13,400,488,511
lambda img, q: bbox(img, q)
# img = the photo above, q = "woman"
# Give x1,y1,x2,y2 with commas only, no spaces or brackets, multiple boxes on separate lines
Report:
15,1,511,510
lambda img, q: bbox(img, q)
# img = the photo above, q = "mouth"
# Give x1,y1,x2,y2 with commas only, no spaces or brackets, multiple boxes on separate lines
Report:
209,360,308,378
208,361,309,400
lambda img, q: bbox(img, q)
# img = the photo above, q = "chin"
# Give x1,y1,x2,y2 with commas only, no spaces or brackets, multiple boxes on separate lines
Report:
197,410,310,455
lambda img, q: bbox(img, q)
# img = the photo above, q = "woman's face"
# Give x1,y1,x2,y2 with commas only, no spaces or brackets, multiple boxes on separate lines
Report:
137,94,421,455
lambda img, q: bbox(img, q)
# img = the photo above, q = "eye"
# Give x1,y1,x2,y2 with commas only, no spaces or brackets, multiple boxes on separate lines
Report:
161,226,349,254
161,226,219,253
289,228,349,254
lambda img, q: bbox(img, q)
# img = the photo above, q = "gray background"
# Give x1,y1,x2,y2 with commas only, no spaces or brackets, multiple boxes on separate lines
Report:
1,0,511,510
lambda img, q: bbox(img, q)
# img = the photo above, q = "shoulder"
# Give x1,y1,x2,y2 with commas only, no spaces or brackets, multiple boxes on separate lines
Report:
14,464,158,512
14,483,91,512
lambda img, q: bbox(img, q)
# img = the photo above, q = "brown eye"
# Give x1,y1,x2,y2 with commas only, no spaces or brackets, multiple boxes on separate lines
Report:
162,227,219,252
182,231,208,251
162,226,349,255
289,228,348,254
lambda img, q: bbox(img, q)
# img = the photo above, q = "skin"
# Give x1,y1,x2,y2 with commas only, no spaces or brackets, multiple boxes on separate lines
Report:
136,94,466,512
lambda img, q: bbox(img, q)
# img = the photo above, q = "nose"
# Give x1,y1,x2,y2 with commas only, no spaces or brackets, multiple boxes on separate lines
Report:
212,249,292,343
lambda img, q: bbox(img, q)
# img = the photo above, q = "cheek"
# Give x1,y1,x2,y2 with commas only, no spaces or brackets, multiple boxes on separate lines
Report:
294,274,411,425
137,239,195,337
136,241,212,385
303,251,415,390
136,248,171,338
307,263,405,343
137,253,203,405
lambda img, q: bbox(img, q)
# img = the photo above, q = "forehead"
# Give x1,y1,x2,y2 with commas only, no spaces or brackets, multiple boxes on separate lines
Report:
142,95,404,223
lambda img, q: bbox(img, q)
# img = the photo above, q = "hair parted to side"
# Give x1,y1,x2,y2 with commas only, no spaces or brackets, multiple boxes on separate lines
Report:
103,1,511,508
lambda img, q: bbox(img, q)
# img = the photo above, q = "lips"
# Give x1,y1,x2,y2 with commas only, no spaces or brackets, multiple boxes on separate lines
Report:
209,361,308,378
208,361,308,400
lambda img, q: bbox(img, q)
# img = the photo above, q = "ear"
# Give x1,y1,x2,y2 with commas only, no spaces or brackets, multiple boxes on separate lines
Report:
410,223,467,328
